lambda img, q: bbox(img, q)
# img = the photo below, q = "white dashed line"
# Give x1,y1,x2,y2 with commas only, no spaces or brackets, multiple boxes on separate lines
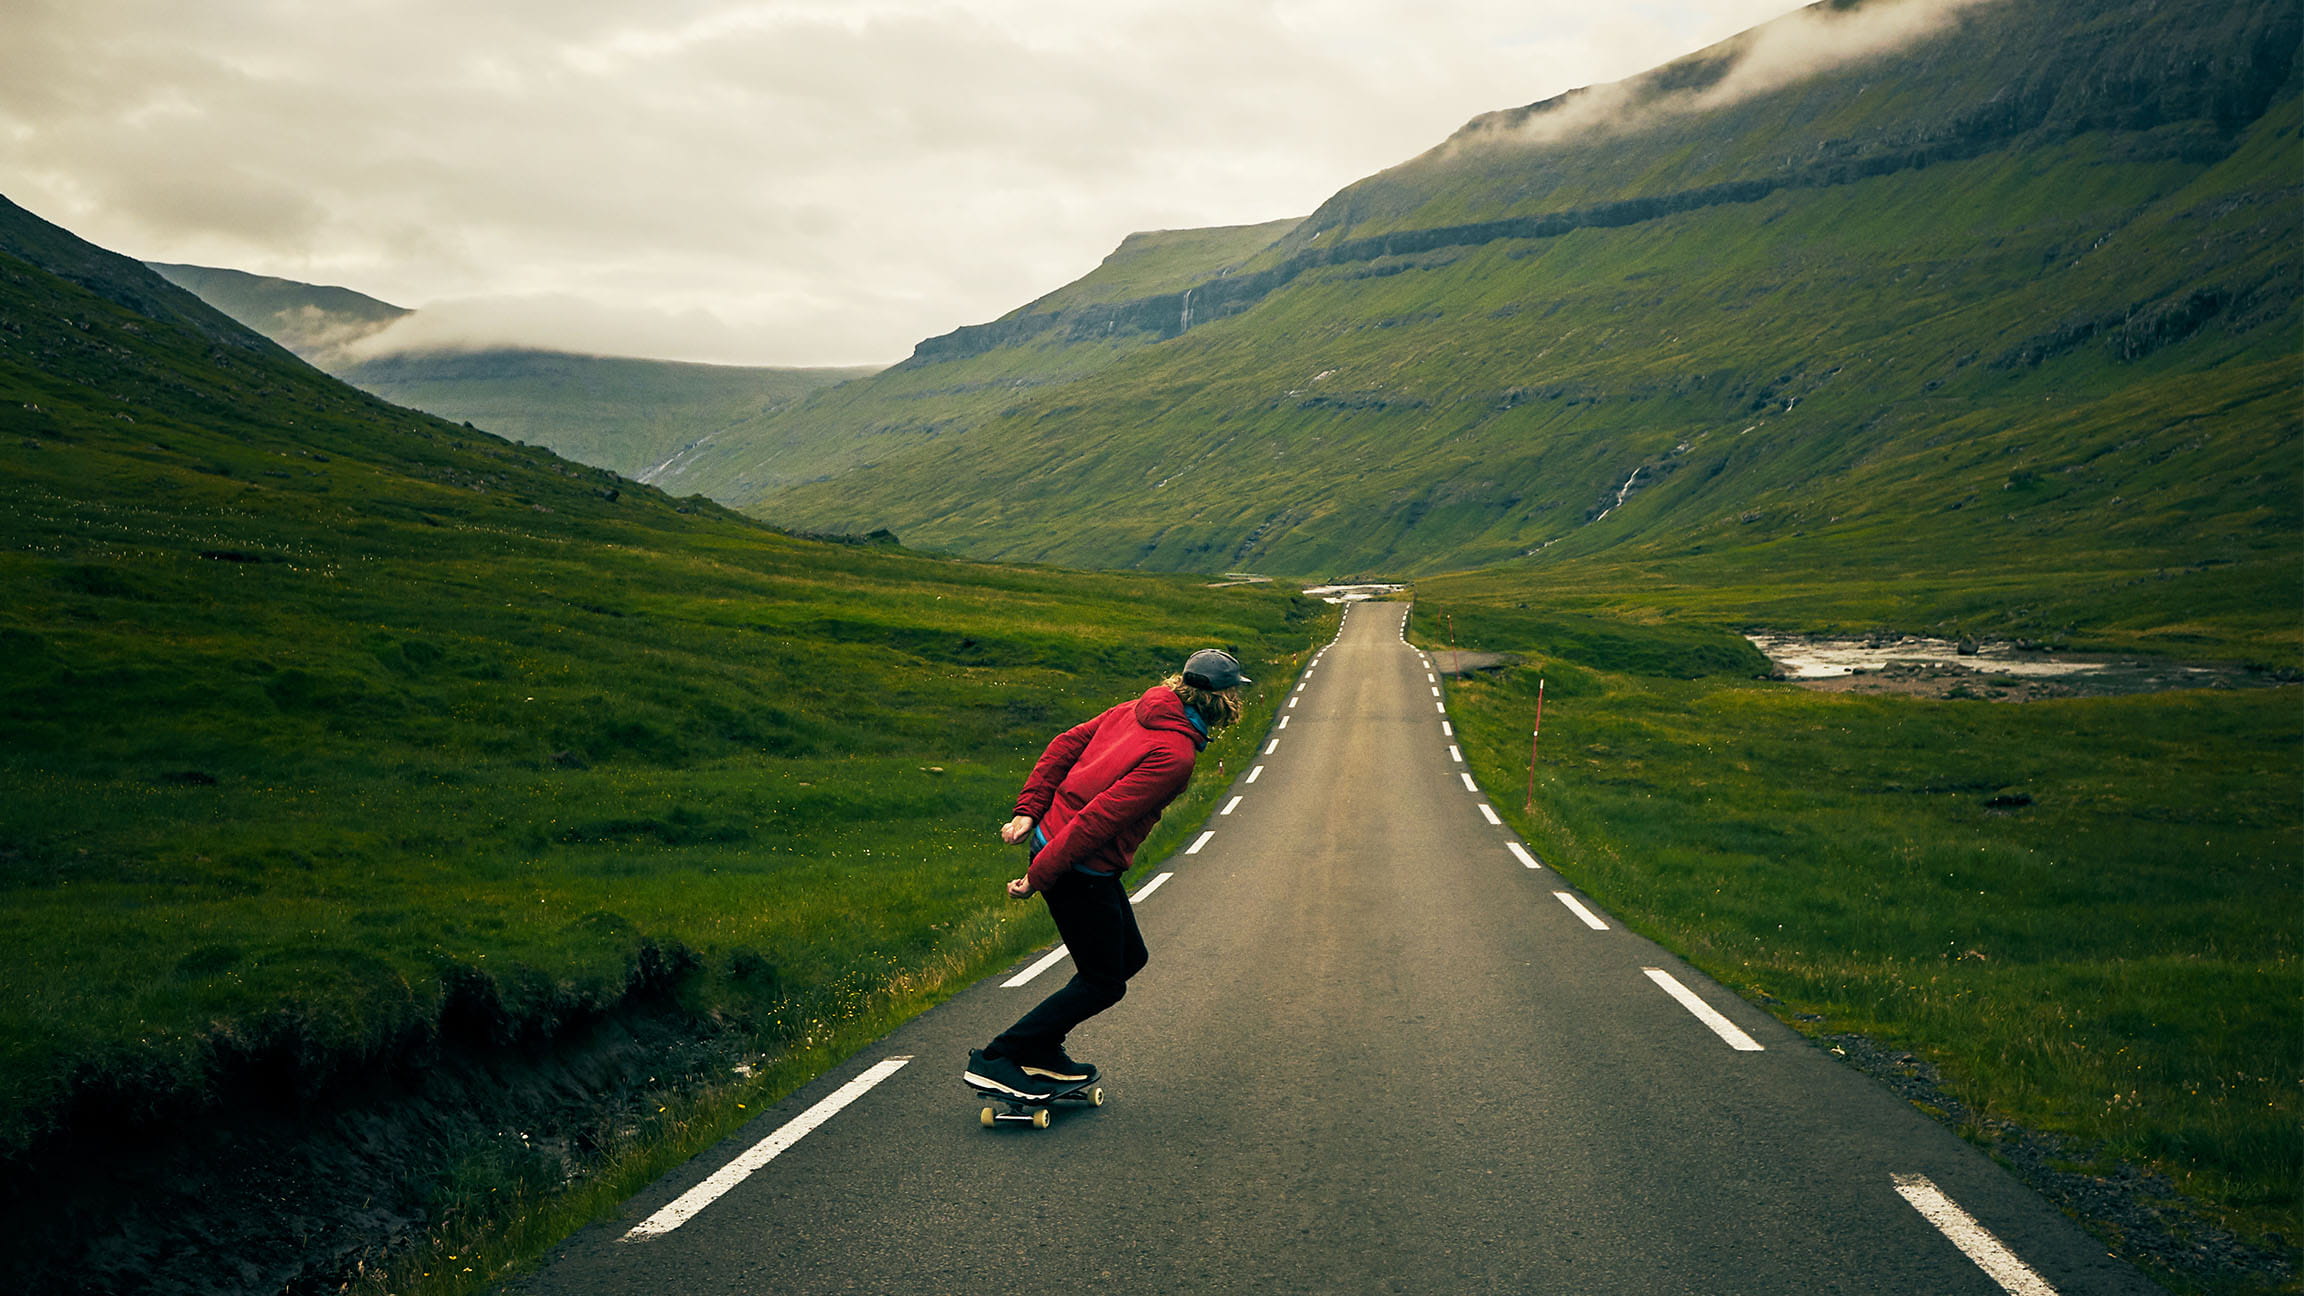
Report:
1449,745,1463,762
1459,772,1479,793
1004,944,1072,987
1247,764,1264,783
1643,968,1765,1051
1430,686,1440,697
1129,871,1173,903
1506,842,1541,869
624,1057,911,1240
1441,721,1453,737
1436,702,1446,715
1264,739,1279,755
1288,696,1299,708
1222,796,1243,815
1186,831,1215,855
1553,892,1610,930
1891,1174,2060,1295
1278,715,1290,729
1478,803,1501,826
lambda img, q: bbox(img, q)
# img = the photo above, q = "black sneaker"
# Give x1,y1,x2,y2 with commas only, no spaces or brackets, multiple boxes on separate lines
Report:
1017,1048,1097,1085
965,1048,1055,1100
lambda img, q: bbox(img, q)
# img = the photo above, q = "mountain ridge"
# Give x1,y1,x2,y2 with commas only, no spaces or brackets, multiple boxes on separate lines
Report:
702,0,2298,664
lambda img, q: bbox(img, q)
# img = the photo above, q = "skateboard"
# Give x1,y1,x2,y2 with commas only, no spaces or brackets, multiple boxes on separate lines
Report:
971,1073,1105,1129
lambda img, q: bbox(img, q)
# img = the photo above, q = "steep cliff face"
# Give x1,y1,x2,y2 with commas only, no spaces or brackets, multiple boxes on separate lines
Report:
903,0,2298,372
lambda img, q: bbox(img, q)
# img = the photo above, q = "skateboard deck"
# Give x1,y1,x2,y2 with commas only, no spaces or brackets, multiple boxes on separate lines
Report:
970,1073,1105,1129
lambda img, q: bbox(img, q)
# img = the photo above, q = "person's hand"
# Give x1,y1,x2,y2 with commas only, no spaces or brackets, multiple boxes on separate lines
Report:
1006,877,1034,900
998,814,1035,844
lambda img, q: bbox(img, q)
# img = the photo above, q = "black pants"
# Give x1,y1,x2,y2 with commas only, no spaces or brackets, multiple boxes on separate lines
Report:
990,869,1148,1060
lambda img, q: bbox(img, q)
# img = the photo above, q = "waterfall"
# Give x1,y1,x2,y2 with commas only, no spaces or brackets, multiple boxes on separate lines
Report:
1592,467,1643,523
1179,287,1194,333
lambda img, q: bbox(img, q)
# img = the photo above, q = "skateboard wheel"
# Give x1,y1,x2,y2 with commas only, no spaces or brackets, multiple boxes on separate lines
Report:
1031,1108,1051,1129
1087,1086,1104,1107
979,1106,997,1128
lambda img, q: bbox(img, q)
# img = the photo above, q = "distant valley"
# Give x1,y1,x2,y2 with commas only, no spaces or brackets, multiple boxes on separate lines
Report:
146,261,879,481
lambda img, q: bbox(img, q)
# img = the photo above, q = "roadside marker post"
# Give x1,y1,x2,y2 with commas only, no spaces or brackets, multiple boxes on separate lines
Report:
1523,678,1545,813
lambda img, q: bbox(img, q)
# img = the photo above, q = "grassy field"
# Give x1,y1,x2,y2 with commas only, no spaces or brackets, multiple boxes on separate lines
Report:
1408,599,2300,1294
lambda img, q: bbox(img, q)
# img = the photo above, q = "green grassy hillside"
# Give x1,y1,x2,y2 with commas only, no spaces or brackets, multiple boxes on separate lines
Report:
0,194,1324,1286
727,0,2297,663
148,261,878,480
642,218,1302,502
337,347,878,480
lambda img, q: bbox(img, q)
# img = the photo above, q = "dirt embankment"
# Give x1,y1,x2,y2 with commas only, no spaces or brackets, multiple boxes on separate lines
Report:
0,949,752,1296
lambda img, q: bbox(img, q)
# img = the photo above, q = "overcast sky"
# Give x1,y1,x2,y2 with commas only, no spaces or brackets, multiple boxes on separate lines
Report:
2,0,1804,367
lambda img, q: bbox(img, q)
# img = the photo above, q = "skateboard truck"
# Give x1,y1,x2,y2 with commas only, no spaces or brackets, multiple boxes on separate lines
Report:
973,1078,1105,1129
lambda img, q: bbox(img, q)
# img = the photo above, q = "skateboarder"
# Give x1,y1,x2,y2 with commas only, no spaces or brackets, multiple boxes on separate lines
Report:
964,649,1250,1100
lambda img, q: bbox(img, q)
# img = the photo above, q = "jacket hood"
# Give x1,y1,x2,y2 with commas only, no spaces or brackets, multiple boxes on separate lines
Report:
1132,685,1207,750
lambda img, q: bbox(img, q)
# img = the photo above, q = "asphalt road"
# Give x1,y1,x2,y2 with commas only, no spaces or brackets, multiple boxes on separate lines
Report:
511,602,2158,1295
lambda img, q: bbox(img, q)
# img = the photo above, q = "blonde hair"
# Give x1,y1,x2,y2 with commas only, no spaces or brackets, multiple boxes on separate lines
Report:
1163,674,1243,729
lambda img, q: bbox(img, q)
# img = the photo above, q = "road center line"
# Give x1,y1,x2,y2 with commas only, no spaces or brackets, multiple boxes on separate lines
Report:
1186,830,1215,855
1506,842,1541,869
1643,968,1765,1051
1459,772,1479,792
1222,795,1243,815
1478,803,1501,826
1247,764,1264,783
1552,891,1610,930
1891,1174,2061,1295
624,1056,911,1240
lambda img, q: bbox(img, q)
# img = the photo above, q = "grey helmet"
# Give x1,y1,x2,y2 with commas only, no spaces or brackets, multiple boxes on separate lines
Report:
1181,648,1251,690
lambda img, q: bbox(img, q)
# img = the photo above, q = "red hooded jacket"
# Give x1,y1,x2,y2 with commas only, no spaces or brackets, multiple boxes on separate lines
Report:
1012,685,1207,892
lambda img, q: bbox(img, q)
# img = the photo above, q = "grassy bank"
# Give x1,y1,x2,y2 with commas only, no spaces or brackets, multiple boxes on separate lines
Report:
342,658,1299,1296
1411,601,2299,1295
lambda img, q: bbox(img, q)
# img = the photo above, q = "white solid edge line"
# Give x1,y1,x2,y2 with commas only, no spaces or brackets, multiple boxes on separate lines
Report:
1247,764,1264,783
1478,803,1501,826
1506,842,1541,869
1459,772,1479,792
1643,968,1765,1051
1130,871,1174,904
1003,944,1071,988
1553,891,1611,930
1264,739,1279,754
624,1056,911,1240
1186,830,1215,855
1449,745,1463,762
1892,1174,2062,1296
1222,795,1243,815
